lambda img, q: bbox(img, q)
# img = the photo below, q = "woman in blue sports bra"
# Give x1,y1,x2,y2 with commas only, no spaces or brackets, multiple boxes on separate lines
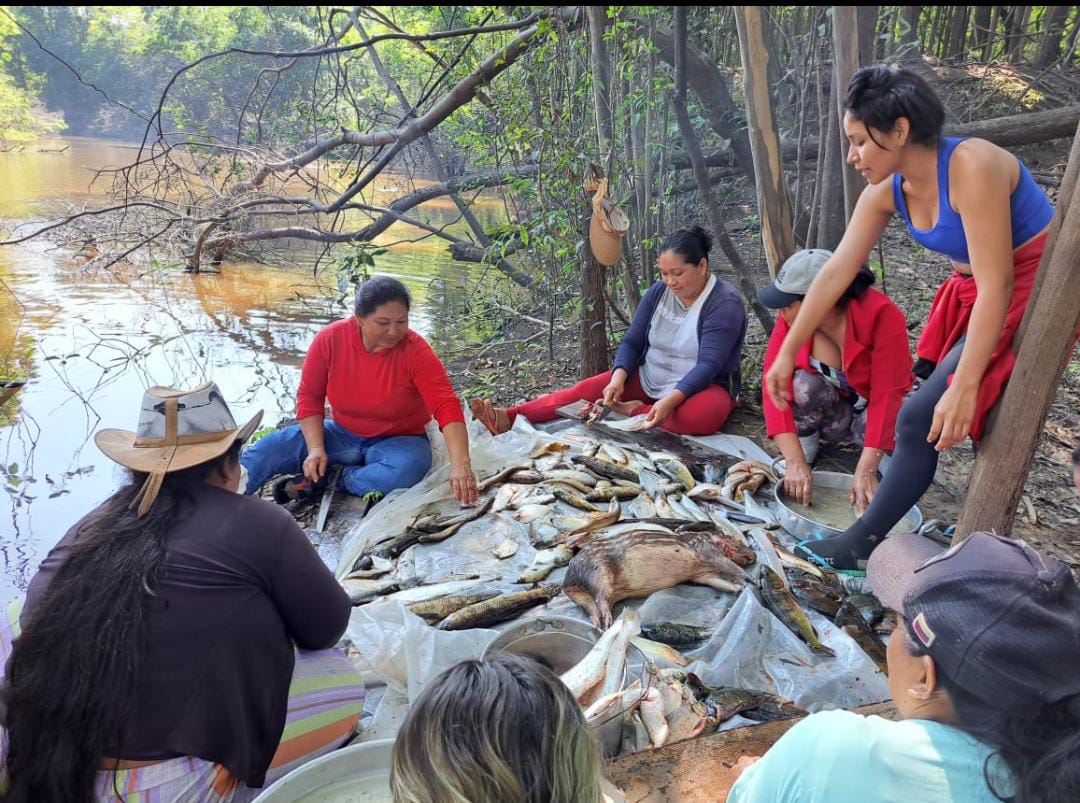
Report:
764,65,1054,572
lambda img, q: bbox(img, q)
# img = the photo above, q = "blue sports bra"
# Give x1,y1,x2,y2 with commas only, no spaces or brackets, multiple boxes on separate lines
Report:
892,136,1053,264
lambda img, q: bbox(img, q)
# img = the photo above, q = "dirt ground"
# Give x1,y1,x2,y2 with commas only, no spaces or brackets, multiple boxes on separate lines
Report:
448,128,1080,569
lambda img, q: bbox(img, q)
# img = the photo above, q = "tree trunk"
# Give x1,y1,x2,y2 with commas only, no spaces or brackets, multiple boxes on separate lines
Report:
956,122,1080,539
832,6,864,223
857,6,880,64
1036,6,1071,67
900,6,922,60
671,8,773,334
973,5,993,56
816,78,847,250
947,6,969,58
1005,6,1030,62
582,6,612,377
735,6,796,278
1062,10,1080,66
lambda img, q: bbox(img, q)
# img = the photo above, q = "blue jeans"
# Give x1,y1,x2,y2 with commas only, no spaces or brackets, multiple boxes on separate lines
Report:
241,419,432,499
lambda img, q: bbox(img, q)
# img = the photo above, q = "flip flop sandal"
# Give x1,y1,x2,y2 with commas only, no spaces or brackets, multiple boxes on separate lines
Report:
794,539,868,578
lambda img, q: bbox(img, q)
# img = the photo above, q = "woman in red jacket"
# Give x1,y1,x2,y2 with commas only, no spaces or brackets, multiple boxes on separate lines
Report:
761,250,913,513
242,276,478,506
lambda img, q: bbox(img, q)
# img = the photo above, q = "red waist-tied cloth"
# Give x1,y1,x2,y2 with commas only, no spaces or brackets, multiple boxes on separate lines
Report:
915,232,1049,442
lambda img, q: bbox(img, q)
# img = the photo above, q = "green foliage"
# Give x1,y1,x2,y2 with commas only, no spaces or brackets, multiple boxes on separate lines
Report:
0,7,65,142
333,243,388,294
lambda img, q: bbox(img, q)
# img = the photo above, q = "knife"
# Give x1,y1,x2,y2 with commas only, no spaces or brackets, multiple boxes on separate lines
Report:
314,465,343,534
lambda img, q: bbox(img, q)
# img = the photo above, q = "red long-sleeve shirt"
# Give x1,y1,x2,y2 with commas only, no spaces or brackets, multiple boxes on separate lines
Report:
763,288,914,452
297,319,464,438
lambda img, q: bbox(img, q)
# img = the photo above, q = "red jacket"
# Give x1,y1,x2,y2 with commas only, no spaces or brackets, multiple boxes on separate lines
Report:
763,288,914,452
297,319,464,438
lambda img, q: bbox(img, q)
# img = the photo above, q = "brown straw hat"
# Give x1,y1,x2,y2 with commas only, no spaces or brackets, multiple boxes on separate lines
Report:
94,382,263,517
588,178,629,267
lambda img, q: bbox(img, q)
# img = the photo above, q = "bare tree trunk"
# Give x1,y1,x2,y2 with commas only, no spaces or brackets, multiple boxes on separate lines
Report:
947,6,970,58
956,122,1080,538
833,6,864,223
735,6,796,278
900,6,923,60
1005,6,1031,62
582,6,612,377
817,79,847,250
973,5,993,56
1036,6,1071,67
1062,10,1080,66
672,8,773,333
857,6,880,64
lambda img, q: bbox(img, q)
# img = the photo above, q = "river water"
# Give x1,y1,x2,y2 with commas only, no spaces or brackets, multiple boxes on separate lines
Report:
0,137,511,605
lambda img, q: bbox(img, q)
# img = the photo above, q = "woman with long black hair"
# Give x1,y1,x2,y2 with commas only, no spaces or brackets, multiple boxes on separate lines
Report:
0,383,363,802
765,65,1055,571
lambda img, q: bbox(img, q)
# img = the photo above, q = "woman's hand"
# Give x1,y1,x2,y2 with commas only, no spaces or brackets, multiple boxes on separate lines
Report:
449,461,479,506
850,471,879,514
928,381,978,451
640,391,684,431
302,446,328,483
782,458,813,506
765,351,796,411
601,371,627,406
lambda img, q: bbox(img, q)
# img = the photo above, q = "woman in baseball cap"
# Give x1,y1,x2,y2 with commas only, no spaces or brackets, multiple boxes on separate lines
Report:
728,531,1080,803
759,249,913,517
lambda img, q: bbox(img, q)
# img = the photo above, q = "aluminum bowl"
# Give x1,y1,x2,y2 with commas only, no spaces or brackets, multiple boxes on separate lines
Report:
773,470,923,541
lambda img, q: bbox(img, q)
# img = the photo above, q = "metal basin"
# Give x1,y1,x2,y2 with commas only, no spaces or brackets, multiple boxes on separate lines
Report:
252,738,394,802
482,615,644,757
773,470,922,541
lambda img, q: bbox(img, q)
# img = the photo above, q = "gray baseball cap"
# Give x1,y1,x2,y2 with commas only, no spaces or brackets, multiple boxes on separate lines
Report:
757,249,833,309
868,531,1080,715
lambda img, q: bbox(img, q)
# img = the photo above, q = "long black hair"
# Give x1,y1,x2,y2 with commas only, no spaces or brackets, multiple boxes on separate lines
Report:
2,442,241,803
836,265,877,308
908,633,1080,803
846,65,945,148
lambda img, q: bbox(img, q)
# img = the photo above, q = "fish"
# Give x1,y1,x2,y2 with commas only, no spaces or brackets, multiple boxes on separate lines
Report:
628,494,657,519
741,694,808,722
687,483,744,509
707,514,750,545
622,445,656,472
585,485,641,501
542,469,599,487
552,486,600,512
665,494,696,521
516,545,574,583
600,442,628,465
678,494,714,523
515,503,555,523
529,519,565,548
759,566,836,657
547,476,596,495
665,699,710,744
653,494,677,518
640,622,712,648
639,687,669,749
529,441,571,459
582,441,601,458
734,472,768,501
835,601,889,674
342,576,419,606
599,609,640,698
342,555,395,579
406,591,500,624
415,497,496,544
728,459,779,483
701,686,767,725
583,681,646,727
437,584,559,630
560,609,639,702
378,574,496,605
572,455,639,482
532,454,566,473
766,534,844,592
845,593,886,627
564,529,755,628
655,457,695,491
629,636,690,668
789,572,843,618
491,537,519,559
563,499,621,544
492,483,525,512
477,465,534,494
875,610,900,636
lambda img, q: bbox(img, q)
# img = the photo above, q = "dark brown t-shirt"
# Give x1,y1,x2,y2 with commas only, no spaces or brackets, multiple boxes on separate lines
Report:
21,484,351,787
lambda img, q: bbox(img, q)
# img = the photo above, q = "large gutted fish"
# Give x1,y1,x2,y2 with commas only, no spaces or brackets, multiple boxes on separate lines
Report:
790,572,843,618
406,591,500,625
437,584,559,630
563,530,755,628
759,566,836,657
560,609,640,703
835,600,889,674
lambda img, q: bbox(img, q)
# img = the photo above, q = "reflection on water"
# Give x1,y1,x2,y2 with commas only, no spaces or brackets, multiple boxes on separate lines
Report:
0,137,513,605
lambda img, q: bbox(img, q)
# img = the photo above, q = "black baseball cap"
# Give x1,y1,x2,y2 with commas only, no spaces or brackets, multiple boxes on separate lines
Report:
867,531,1080,716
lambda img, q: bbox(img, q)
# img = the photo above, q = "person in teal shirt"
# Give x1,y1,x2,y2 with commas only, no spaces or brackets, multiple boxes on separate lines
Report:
728,531,1080,803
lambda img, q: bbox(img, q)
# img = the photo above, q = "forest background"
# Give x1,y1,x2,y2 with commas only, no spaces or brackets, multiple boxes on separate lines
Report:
1,5,1079,554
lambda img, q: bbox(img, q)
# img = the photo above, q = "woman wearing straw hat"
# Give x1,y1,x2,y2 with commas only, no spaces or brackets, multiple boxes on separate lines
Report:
471,226,748,437
241,275,479,507
0,382,364,802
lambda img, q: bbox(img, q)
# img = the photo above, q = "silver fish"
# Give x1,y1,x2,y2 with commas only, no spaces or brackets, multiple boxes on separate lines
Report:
678,494,714,523
515,503,555,523
492,537,519,559
600,442,628,465
543,469,599,487
628,494,657,519
529,518,565,548
516,545,573,583
655,457,696,491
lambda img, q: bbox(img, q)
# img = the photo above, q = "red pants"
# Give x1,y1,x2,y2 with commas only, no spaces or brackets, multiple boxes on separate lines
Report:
508,369,736,436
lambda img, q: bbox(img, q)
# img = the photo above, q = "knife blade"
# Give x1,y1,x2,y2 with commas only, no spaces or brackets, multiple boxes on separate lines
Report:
314,465,343,534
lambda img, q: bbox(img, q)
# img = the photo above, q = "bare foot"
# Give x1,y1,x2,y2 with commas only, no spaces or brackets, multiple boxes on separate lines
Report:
469,398,511,436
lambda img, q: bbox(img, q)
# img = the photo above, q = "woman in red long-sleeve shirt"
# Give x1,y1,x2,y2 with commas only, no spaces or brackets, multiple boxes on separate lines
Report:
760,249,913,513
242,276,478,506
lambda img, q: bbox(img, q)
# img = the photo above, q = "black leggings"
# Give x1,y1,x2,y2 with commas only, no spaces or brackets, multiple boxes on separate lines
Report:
857,338,965,535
